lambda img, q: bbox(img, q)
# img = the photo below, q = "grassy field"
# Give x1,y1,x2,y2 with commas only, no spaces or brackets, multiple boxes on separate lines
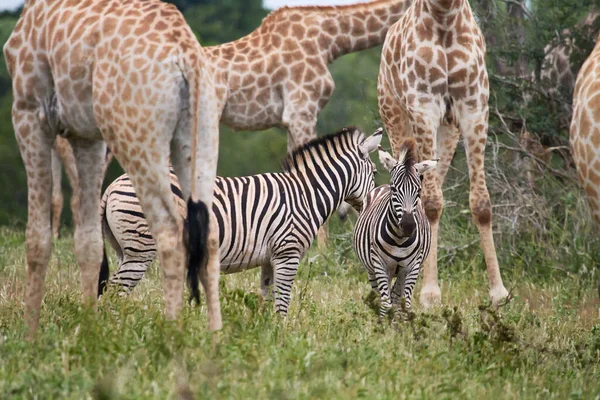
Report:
0,215,599,399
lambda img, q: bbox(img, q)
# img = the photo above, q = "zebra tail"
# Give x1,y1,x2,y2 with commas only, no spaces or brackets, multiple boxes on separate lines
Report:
186,198,210,305
97,246,109,297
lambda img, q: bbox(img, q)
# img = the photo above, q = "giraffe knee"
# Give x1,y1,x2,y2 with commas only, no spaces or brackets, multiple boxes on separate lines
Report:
26,226,52,267
74,224,103,263
51,192,63,209
423,196,443,223
471,197,492,226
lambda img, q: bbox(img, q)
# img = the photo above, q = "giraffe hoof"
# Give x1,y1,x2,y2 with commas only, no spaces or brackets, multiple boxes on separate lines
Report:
489,286,509,305
419,285,442,309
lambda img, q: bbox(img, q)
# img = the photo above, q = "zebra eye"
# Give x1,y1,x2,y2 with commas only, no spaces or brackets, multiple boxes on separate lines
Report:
419,175,424,182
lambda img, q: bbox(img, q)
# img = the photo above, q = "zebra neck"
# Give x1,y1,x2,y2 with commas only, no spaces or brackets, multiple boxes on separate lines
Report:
293,165,349,229
383,198,404,239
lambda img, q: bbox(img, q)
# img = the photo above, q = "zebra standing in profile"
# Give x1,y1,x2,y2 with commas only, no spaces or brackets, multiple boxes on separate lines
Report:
100,127,382,315
353,138,437,318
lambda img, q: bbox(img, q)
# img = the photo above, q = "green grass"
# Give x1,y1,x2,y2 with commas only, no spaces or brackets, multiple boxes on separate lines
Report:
0,219,599,399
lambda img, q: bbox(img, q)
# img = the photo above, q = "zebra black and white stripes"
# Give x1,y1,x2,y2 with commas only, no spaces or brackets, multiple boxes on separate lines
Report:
100,127,382,315
353,139,437,317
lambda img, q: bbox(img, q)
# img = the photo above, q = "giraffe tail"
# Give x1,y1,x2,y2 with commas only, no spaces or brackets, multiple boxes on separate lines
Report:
186,199,209,304
184,48,218,305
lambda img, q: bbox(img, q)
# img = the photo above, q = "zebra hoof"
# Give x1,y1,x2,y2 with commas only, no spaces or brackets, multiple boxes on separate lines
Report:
489,285,509,306
419,285,442,309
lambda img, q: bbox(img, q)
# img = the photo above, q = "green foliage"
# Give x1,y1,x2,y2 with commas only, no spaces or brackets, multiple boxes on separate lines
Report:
0,17,16,97
0,224,599,398
474,0,599,144
179,0,267,45
1,1,599,396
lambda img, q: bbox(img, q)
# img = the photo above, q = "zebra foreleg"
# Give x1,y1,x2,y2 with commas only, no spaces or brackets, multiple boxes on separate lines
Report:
261,263,274,301
271,255,301,315
391,266,408,315
372,263,392,318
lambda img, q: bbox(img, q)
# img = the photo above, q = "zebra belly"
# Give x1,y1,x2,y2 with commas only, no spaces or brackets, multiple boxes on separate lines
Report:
219,246,270,274
215,207,277,275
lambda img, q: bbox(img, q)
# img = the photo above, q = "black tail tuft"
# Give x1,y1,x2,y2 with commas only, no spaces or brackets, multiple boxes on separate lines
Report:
187,199,210,305
98,246,109,297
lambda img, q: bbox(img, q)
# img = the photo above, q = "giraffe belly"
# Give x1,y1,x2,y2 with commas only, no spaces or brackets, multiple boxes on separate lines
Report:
52,79,100,139
221,92,284,131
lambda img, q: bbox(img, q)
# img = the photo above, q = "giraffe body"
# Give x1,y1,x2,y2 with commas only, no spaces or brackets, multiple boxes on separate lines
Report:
378,0,508,308
207,0,410,150
570,32,600,224
4,0,222,336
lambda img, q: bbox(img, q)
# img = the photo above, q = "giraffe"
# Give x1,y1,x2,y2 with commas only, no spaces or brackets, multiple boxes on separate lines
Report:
51,136,79,240
517,9,600,189
377,0,509,308
570,32,600,224
48,0,412,246
205,0,410,151
538,9,599,130
3,0,222,337
50,136,113,239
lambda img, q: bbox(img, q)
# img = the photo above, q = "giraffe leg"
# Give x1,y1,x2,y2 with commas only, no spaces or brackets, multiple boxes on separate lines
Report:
69,138,107,306
171,106,222,332
198,216,221,324
14,108,54,339
419,124,460,308
459,109,508,305
56,136,80,229
50,145,63,240
93,62,203,323
377,77,411,159
121,158,186,320
379,84,447,308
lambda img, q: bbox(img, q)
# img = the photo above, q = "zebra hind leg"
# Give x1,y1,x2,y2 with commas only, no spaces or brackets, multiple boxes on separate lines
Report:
260,263,274,301
109,254,155,295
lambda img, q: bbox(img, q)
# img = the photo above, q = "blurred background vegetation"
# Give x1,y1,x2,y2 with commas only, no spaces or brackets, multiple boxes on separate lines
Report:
0,0,599,273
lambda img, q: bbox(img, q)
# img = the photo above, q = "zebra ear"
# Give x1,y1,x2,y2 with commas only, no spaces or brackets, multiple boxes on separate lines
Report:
414,159,439,175
358,128,383,157
378,147,397,171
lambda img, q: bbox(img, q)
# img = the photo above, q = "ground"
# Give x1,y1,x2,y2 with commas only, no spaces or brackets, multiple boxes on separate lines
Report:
0,220,598,399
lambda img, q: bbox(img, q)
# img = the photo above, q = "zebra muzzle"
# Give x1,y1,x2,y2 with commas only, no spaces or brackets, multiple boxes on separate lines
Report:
400,212,416,237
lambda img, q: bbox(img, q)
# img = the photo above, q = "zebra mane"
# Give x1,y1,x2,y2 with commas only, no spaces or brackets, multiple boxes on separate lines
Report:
281,127,363,172
396,138,417,172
